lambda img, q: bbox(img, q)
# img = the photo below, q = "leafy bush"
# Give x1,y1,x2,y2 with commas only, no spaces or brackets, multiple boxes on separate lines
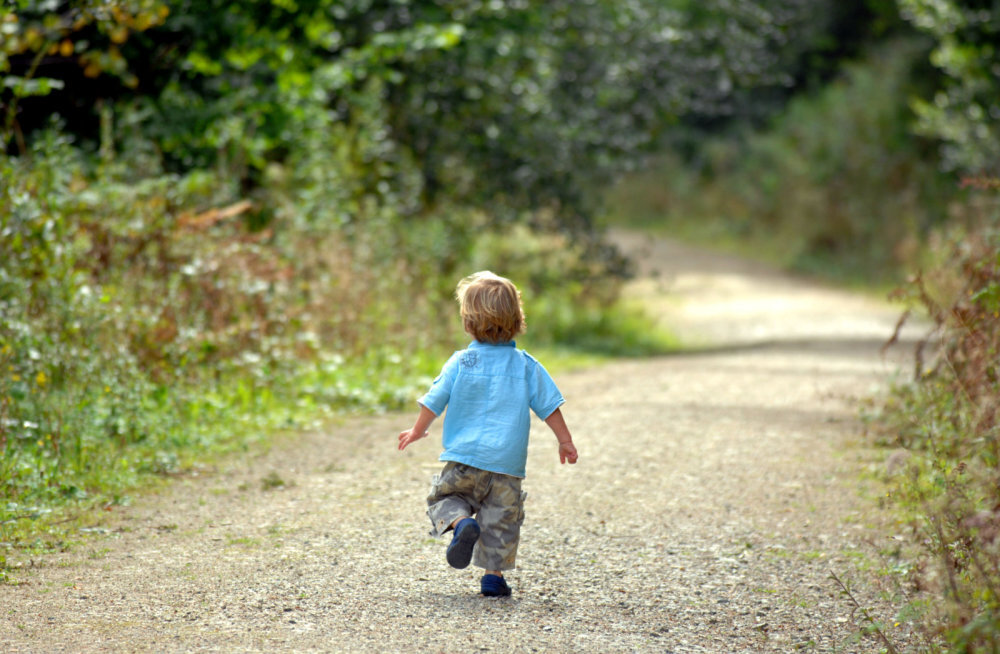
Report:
0,118,447,542
897,0,1000,175
874,187,1000,649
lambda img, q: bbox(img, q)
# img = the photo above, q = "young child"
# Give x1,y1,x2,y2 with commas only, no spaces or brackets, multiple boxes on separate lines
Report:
397,271,578,597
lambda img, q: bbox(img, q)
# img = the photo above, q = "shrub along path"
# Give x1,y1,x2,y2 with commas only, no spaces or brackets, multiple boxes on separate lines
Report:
2,230,922,652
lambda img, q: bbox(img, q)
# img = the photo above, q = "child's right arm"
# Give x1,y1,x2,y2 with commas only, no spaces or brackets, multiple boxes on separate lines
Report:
544,408,578,464
398,404,437,451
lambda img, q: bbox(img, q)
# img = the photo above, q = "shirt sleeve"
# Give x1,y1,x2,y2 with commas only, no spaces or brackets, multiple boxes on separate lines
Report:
418,351,462,416
527,357,565,420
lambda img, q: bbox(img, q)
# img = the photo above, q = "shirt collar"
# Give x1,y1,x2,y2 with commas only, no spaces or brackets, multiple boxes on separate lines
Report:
469,340,516,349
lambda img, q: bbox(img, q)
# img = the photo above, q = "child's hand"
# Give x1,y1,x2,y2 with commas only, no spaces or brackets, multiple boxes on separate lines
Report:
558,441,578,464
398,428,427,451
398,406,437,452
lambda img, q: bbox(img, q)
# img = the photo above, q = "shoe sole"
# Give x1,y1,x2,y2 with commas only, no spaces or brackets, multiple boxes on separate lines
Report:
446,522,480,569
481,576,512,597
481,586,512,597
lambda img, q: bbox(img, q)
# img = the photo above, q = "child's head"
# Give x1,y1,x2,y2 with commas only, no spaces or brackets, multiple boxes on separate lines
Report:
456,271,526,344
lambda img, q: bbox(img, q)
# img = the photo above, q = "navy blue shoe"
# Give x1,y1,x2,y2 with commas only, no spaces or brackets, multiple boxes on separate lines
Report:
446,518,480,569
480,574,512,597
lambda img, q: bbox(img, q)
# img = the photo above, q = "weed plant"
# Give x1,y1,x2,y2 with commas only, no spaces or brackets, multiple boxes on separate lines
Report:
874,188,1000,650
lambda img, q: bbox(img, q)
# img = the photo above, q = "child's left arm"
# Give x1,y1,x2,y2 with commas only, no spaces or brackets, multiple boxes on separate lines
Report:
398,405,437,451
544,408,578,464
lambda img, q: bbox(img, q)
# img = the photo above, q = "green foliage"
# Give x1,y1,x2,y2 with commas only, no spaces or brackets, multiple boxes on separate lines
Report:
5,1,871,228
874,192,1000,650
897,0,1000,174
1,1,170,150
0,120,442,546
604,38,954,285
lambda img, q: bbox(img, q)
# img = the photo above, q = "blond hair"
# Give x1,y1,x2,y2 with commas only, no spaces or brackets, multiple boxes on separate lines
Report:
456,271,526,344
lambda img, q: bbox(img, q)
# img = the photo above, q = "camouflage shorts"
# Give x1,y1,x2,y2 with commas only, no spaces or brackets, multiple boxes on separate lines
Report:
426,462,527,571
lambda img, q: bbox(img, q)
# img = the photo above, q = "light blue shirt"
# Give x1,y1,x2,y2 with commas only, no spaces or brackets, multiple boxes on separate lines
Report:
419,341,565,478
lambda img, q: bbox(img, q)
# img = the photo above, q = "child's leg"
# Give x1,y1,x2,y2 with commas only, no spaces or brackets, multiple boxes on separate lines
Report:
472,474,525,573
426,462,484,537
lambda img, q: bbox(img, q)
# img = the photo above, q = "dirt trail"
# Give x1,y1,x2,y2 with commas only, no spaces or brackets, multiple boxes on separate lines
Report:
2,231,921,653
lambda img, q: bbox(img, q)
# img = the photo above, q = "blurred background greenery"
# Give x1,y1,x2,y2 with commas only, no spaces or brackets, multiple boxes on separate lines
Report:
1,1,998,645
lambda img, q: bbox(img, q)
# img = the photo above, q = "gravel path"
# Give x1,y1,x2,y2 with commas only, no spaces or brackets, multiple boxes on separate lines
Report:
2,231,922,653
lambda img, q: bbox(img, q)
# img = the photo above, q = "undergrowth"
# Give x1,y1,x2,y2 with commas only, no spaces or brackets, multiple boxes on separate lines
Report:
872,184,1000,650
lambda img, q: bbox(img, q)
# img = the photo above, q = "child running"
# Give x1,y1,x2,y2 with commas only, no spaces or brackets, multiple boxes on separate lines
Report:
397,271,578,597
